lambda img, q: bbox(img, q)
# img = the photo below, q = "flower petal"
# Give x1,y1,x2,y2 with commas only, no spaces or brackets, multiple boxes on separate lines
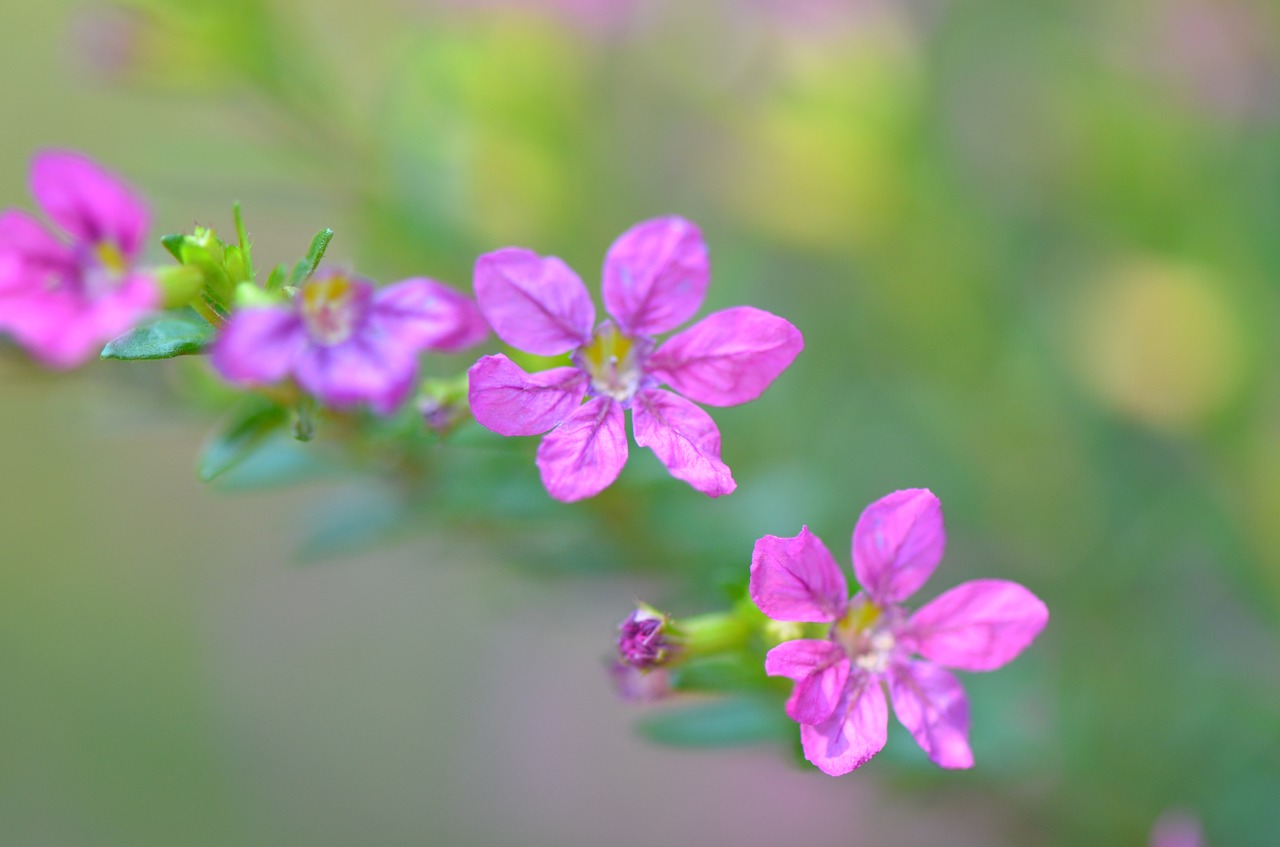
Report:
536,397,628,501
294,335,417,414
646,306,804,406
3,273,157,369
888,661,973,769
765,639,850,725
30,150,149,257
210,306,305,385
468,354,588,436
909,579,1048,672
372,278,489,352
799,672,888,776
750,526,849,622
0,209,72,280
474,247,594,355
631,388,735,497
852,488,946,604
602,216,708,336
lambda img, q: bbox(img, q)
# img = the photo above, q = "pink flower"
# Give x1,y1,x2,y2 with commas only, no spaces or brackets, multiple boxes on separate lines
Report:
467,216,804,501
0,150,158,368
749,488,1048,775
211,269,488,414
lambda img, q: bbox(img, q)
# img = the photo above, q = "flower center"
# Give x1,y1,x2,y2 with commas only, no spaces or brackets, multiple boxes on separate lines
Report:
834,598,899,676
575,321,647,403
301,274,365,345
72,240,129,298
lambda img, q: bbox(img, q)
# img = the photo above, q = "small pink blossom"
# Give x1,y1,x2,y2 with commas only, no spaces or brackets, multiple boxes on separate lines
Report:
0,150,158,368
749,488,1048,775
467,216,804,501
211,269,488,414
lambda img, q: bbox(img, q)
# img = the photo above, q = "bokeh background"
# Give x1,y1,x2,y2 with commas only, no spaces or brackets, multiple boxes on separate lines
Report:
2,0,1279,844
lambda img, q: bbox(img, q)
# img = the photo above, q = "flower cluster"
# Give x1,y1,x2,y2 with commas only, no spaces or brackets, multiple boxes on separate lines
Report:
749,489,1048,774
0,149,1051,783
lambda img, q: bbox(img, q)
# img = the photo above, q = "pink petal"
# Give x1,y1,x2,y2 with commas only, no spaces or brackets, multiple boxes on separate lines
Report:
765,639,850,725
888,661,973,769
372,278,489,352
468,354,588,436
30,150,149,258
909,579,1048,672
3,274,157,369
536,397,628,501
749,526,849,622
293,335,418,414
210,306,305,385
647,306,804,406
852,488,946,604
0,209,72,277
473,247,594,355
630,388,735,497
799,672,888,776
602,216,709,336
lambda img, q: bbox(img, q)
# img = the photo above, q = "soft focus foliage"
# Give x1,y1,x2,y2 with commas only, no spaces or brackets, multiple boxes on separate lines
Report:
3,0,1280,844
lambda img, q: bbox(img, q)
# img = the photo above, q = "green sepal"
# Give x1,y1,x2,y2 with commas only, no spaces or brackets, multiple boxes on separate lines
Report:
160,233,186,262
264,263,288,293
197,397,290,482
635,696,792,748
100,311,215,360
288,227,334,286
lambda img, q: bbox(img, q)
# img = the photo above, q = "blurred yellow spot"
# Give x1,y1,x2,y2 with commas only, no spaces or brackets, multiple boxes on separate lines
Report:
1069,259,1246,431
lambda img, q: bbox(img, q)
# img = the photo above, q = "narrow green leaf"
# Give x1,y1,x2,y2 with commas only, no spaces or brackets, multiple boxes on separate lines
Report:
100,313,215,360
232,201,253,281
635,696,791,748
197,399,289,482
160,233,186,262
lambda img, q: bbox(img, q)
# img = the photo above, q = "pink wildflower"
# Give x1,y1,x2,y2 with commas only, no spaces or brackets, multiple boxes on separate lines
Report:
0,150,158,368
467,216,803,501
749,488,1048,775
211,269,488,414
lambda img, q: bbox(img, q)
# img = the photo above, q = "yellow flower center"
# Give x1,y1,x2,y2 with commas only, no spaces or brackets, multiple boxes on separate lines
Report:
302,275,361,345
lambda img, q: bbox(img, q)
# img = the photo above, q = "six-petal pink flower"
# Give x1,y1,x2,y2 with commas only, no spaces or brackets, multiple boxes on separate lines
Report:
212,268,488,414
467,216,804,501
0,150,158,368
750,488,1048,775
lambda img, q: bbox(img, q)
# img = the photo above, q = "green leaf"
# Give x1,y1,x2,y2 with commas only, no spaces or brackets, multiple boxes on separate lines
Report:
197,398,289,482
212,434,340,491
297,485,409,561
100,313,215,360
668,655,764,694
635,696,791,748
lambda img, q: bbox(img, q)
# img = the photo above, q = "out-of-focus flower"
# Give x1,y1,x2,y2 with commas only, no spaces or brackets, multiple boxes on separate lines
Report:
749,488,1048,775
212,269,487,414
467,216,803,501
0,150,158,368
1150,809,1205,847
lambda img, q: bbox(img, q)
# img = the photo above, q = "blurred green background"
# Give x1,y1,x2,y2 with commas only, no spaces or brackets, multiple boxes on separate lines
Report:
2,0,1279,844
